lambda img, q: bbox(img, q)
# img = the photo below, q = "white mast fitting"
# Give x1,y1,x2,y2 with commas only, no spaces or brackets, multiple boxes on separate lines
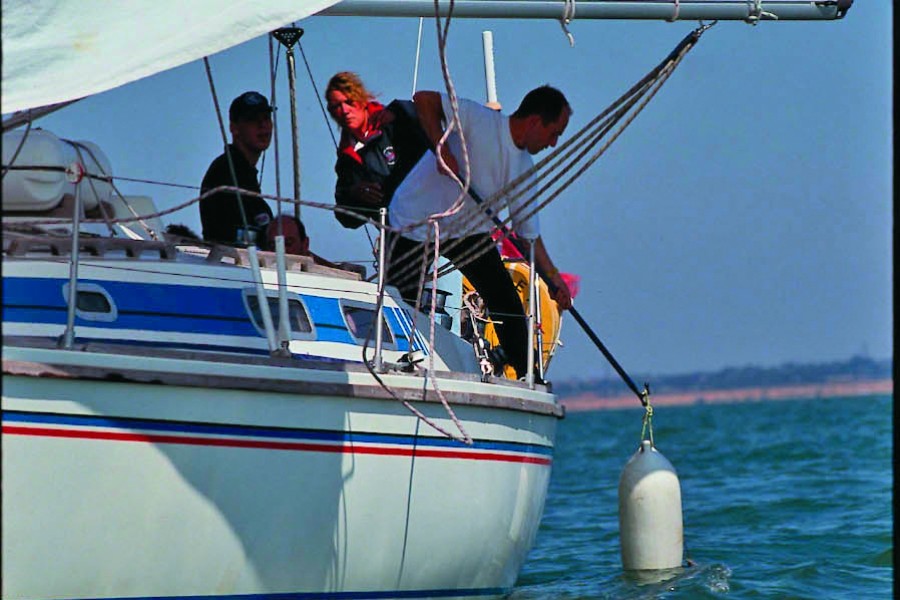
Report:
321,0,852,21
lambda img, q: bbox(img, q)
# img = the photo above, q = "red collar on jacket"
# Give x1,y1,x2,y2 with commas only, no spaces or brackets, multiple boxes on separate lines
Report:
337,101,386,164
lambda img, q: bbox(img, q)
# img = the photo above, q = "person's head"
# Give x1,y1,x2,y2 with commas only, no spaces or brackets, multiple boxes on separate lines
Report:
229,91,273,161
325,72,375,136
267,215,309,256
510,85,572,154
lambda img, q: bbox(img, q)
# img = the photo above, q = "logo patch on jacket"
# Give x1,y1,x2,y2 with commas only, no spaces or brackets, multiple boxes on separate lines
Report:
382,145,397,166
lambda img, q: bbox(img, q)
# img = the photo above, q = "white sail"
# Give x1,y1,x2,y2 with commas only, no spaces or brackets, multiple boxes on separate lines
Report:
0,0,340,114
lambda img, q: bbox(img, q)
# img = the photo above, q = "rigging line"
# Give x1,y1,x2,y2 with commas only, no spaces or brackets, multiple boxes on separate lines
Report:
462,181,649,403
67,140,160,240
108,176,197,190
298,40,338,149
514,47,688,228
439,28,703,279
381,0,479,301
464,26,691,216
260,29,283,189
69,143,117,238
364,225,378,267
512,25,707,229
436,28,710,401
406,70,659,263
431,0,474,226
503,76,658,231
361,230,472,445
408,225,474,442
202,56,250,236
383,0,473,293
388,224,510,301
429,25,709,275
455,62,659,229
412,17,425,95
269,34,282,232
1,119,32,180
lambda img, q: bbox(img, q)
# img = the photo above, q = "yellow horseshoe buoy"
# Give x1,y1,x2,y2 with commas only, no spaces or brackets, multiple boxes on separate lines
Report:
462,259,562,379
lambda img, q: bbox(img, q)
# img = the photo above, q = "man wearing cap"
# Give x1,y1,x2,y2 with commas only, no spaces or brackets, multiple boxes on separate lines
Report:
200,91,275,248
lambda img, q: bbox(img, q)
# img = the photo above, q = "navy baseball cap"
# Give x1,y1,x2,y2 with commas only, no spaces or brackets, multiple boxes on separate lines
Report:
229,91,273,122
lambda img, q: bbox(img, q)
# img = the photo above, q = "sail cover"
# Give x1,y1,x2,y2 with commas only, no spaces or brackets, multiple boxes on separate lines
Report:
1,0,340,114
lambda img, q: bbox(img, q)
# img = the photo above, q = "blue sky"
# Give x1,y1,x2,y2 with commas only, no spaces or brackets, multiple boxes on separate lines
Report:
35,2,891,382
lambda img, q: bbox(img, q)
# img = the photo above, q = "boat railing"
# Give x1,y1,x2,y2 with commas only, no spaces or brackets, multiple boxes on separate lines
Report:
4,231,176,260
3,227,364,281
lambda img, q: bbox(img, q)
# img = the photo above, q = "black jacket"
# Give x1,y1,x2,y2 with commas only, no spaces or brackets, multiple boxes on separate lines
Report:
333,100,431,229
200,145,273,246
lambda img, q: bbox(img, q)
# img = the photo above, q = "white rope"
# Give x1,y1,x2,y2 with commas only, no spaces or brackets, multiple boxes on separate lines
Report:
745,0,778,24
560,0,576,47
667,0,680,22
422,220,473,443
365,224,472,445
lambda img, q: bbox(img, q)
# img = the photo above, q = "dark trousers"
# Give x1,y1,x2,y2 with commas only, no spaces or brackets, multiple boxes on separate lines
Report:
386,232,528,378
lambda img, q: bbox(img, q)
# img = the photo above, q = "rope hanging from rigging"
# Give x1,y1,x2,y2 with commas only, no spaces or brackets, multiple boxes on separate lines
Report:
385,22,717,294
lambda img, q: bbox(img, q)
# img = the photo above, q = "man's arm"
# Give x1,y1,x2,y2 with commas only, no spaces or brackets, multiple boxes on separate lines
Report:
412,90,458,175
532,235,572,310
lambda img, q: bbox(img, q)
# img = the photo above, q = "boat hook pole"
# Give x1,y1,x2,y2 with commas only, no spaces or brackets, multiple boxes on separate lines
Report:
272,27,304,221
465,186,650,406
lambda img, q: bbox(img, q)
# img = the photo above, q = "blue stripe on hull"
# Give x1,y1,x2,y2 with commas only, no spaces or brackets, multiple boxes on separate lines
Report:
3,276,418,351
3,411,554,456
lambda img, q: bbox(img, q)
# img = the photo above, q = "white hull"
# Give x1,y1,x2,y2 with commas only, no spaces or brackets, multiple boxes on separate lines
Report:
3,338,558,599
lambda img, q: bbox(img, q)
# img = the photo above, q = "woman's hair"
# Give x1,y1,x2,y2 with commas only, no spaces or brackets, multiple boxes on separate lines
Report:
325,71,375,106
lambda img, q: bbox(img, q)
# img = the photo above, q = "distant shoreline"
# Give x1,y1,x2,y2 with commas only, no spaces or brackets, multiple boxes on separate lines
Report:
559,378,893,412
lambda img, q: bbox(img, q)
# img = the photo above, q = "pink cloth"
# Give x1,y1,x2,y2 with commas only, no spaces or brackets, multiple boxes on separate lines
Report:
491,230,580,299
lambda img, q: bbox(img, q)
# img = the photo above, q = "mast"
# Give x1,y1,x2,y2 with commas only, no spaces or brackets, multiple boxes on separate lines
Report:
321,0,852,21
272,27,305,221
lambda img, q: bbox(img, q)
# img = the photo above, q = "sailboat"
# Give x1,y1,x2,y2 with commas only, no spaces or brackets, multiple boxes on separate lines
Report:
1,1,852,599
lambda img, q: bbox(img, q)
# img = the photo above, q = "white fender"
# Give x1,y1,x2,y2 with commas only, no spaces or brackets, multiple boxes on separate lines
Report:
618,440,684,571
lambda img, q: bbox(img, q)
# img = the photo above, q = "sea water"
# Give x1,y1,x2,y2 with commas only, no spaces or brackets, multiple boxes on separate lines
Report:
511,394,893,599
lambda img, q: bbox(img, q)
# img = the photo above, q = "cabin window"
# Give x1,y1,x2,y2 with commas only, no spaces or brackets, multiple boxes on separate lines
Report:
244,292,314,339
60,282,118,322
341,300,396,348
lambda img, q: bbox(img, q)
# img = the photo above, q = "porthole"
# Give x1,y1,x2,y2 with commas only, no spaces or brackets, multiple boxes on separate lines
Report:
340,300,396,349
60,282,118,322
244,290,315,341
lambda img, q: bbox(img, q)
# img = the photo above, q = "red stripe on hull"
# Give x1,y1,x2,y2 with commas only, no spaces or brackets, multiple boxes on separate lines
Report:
2,425,552,465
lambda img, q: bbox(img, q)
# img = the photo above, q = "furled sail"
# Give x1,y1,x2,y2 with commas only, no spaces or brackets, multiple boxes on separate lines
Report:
1,0,340,114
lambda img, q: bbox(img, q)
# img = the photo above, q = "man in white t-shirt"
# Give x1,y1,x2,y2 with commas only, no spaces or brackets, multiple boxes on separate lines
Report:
387,85,573,380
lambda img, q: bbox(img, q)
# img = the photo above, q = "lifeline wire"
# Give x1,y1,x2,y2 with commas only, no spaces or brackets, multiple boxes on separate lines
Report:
202,57,250,237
